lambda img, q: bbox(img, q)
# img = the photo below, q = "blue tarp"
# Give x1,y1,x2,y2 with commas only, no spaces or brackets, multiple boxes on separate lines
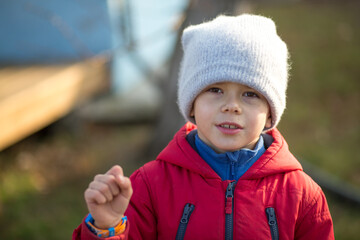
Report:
0,0,187,93
0,0,112,64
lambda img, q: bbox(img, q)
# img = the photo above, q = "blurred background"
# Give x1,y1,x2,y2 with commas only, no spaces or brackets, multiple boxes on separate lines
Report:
0,0,359,239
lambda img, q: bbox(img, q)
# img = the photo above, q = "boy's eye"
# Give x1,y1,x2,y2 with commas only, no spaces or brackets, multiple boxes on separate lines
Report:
243,91,259,98
207,87,223,93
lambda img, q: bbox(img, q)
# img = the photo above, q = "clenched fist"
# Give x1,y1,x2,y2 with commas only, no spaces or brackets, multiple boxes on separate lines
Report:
84,165,133,229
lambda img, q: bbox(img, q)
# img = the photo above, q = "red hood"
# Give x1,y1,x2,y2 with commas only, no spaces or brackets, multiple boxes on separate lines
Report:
157,122,303,180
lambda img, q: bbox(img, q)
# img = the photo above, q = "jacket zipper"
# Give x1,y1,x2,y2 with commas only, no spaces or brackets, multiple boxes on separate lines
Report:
175,203,195,240
266,207,279,240
225,181,236,240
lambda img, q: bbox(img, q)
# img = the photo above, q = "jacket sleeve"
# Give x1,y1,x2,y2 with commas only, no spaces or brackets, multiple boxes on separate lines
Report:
294,186,334,240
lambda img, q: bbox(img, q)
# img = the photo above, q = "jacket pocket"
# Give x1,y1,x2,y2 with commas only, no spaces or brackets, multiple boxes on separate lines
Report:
266,207,279,240
175,203,195,240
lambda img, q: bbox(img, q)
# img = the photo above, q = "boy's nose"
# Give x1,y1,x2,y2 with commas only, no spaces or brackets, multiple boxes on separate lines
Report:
221,101,242,114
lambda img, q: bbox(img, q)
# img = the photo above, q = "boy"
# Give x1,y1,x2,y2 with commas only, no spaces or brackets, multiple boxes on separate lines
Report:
73,14,334,239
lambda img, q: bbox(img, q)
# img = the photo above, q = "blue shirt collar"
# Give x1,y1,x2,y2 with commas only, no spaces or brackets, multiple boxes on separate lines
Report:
194,134,266,180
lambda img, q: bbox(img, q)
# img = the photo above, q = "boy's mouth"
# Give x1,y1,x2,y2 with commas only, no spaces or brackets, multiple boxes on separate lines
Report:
217,122,243,130
219,124,239,129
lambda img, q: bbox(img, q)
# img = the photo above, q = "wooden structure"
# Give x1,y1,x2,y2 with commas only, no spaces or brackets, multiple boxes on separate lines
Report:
0,57,109,151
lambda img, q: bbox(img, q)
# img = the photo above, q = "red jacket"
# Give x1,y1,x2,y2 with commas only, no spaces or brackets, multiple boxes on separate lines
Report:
73,123,334,240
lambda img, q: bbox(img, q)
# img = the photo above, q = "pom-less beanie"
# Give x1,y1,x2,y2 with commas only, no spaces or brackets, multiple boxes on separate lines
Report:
177,14,289,130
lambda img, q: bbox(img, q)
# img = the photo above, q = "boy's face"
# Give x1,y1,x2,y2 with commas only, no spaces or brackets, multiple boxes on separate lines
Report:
190,82,271,153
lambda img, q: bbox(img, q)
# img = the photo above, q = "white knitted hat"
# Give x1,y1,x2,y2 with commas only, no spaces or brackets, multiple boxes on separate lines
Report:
177,14,289,130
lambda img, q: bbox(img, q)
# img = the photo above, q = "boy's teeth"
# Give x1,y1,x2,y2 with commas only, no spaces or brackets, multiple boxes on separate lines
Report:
221,124,237,129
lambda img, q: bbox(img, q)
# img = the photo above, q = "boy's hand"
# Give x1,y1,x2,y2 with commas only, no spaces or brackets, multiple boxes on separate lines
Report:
84,165,133,229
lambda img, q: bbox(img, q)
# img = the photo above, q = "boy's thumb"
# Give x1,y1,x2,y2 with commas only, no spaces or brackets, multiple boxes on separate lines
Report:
118,175,133,199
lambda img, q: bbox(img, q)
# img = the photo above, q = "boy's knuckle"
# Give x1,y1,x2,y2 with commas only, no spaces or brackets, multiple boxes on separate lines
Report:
94,174,103,180
89,181,95,188
85,189,96,200
100,184,109,193
105,176,115,184
84,189,90,198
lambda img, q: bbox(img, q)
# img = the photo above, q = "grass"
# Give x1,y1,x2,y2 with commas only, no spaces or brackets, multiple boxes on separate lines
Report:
0,178,88,239
0,1,359,239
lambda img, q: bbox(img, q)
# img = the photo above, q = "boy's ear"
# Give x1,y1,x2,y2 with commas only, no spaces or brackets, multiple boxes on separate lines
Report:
265,114,272,129
190,108,194,118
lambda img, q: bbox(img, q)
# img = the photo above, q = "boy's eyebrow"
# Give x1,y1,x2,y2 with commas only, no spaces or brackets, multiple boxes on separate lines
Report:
209,82,223,86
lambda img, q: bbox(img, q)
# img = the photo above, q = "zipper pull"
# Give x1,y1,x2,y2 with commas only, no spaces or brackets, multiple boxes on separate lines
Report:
225,182,236,214
226,181,235,198
176,204,195,240
266,208,277,226
180,203,195,224
266,207,279,240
